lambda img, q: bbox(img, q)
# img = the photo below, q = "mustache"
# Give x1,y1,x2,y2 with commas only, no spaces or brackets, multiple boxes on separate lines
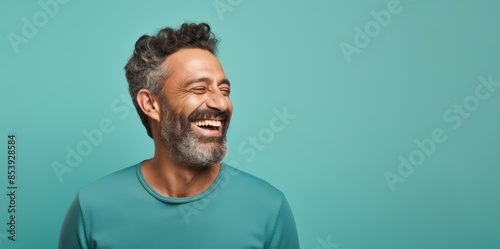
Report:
188,108,230,122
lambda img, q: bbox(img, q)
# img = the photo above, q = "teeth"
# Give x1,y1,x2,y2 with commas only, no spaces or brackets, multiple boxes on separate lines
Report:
193,120,222,127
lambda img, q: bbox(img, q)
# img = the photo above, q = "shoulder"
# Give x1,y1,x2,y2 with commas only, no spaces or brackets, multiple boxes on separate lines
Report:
221,162,286,201
77,162,141,203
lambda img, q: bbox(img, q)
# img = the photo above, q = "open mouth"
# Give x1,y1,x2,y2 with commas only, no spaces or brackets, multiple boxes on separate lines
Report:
192,120,223,133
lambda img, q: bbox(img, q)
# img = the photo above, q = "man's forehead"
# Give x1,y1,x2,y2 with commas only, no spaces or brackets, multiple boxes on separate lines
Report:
165,48,223,74
161,48,228,92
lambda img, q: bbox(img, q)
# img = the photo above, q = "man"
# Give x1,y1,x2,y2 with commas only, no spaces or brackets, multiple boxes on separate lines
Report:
58,23,300,249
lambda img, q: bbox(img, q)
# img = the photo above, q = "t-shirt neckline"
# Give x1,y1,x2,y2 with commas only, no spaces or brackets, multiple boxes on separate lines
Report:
135,161,226,204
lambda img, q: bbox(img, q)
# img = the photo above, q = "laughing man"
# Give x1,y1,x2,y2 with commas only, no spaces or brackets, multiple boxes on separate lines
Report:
58,23,300,249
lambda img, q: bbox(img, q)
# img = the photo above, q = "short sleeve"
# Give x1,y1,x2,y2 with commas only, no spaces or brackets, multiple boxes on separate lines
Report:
58,195,90,249
266,196,300,249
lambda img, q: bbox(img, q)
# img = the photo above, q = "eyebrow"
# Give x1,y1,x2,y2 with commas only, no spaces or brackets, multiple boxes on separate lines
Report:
183,77,230,87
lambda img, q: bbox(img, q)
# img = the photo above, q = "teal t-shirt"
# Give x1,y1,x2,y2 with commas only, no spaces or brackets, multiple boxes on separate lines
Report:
58,162,300,249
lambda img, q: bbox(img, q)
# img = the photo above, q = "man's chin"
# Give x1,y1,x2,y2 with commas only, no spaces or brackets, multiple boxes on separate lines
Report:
195,142,227,154
161,127,227,168
179,150,226,169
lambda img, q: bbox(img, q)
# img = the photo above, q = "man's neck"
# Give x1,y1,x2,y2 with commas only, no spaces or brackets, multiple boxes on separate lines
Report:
141,152,220,198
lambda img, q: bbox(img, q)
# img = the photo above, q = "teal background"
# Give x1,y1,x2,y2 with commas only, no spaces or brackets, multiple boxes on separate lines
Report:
1,0,500,248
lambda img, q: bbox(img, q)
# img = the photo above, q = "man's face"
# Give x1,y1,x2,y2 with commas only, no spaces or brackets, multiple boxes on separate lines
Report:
158,48,232,168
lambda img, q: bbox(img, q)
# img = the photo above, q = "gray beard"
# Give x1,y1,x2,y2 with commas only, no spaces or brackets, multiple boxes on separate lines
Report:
159,99,228,169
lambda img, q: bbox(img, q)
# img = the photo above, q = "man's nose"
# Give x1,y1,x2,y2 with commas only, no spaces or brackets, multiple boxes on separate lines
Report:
206,89,229,112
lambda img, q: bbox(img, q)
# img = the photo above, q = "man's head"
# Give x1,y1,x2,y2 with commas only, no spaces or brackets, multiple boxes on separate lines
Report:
124,23,232,168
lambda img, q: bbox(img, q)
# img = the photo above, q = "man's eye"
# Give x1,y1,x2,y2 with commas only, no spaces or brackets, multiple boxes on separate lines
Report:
191,87,206,93
220,88,230,96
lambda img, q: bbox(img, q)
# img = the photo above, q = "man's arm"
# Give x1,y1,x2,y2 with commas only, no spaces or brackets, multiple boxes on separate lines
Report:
58,195,90,249
266,195,300,249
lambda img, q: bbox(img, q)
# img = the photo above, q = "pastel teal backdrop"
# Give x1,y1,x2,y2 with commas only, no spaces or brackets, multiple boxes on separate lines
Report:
1,0,499,248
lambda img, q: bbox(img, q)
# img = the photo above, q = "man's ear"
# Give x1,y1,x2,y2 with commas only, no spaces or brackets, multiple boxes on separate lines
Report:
136,89,161,122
